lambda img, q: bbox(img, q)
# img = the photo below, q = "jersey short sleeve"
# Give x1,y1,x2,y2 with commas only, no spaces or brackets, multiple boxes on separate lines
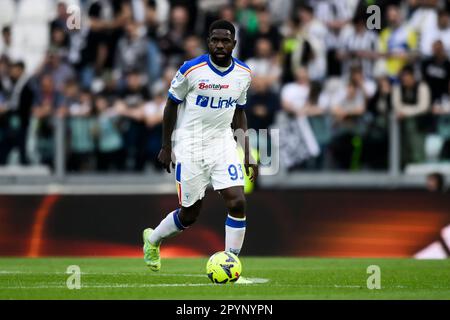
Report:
236,77,251,108
168,70,190,104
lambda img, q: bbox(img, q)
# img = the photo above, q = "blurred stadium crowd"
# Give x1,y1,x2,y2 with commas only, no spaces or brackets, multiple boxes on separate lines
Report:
0,0,449,173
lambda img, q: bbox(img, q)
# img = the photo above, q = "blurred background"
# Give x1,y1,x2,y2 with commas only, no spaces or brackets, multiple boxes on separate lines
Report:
0,0,449,258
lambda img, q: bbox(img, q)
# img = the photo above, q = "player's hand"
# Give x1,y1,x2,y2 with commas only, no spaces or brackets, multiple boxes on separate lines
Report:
158,146,175,173
244,155,259,183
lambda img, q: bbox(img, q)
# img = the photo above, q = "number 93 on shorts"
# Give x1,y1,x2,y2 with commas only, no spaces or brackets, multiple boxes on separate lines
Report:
174,159,245,207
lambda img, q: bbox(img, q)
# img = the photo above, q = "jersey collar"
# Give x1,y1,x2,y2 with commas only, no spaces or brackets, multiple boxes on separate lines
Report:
207,55,235,77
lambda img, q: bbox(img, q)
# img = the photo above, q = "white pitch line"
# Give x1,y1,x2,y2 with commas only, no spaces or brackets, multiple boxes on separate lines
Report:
0,283,214,289
0,281,271,289
0,271,206,277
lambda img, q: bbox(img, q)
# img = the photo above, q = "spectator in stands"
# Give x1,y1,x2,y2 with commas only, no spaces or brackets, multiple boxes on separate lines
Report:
63,81,95,172
158,5,192,68
339,15,379,79
0,26,12,60
240,5,282,60
114,19,149,83
293,4,327,82
32,73,63,168
116,70,150,171
98,71,120,102
314,0,354,78
426,172,446,193
281,67,311,117
434,9,450,57
144,82,165,169
245,37,281,93
144,1,164,84
432,80,450,161
421,40,450,105
279,67,321,170
392,65,431,167
49,24,70,60
267,0,292,26
49,1,70,58
280,17,311,84
414,7,450,57
77,0,131,89
50,1,69,32
302,81,331,169
348,64,377,102
379,4,418,82
36,49,75,93
218,4,243,58
330,76,367,170
0,55,11,102
364,76,393,170
144,0,161,40
93,94,125,172
235,0,259,36
0,61,35,165
246,71,279,132
406,0,439,53
183,35,205,61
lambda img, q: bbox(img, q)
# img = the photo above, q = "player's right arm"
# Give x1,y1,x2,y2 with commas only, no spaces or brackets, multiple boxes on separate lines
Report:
158,98,179,173
157,68,190,173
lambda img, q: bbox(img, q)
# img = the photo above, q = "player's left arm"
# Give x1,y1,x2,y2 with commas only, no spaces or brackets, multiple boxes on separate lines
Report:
232,108,258,182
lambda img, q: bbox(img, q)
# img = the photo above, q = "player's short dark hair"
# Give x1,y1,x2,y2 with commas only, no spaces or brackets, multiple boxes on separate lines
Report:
209,20,235,37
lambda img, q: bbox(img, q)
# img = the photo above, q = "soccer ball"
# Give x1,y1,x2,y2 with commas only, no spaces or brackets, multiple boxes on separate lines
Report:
206,251,242,284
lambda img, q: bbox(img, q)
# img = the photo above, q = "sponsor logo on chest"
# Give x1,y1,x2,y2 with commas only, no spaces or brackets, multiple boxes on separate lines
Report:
195,95,238,109
198,82,230,90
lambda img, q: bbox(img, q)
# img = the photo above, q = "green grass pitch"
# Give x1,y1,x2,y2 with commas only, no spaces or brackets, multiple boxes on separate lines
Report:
0,257,449,299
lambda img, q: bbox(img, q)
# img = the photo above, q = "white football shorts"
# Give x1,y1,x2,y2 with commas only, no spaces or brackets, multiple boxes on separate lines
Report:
174,145,245,207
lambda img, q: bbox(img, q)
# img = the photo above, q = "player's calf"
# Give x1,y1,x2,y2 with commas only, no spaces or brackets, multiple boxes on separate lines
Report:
178,200,203,227
221,188,247,256
225,196,246,219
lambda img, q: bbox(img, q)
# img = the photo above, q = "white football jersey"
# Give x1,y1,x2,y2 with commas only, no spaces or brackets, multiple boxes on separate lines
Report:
168,54,252,162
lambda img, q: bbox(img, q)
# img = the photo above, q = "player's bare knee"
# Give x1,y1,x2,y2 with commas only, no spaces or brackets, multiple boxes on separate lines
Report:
227,196,246,217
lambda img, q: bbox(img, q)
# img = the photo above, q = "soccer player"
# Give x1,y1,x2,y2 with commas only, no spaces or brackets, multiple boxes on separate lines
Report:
142,20,258,272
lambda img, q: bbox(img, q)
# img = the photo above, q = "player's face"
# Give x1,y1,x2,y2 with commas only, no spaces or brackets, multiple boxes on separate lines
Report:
207,29,236,65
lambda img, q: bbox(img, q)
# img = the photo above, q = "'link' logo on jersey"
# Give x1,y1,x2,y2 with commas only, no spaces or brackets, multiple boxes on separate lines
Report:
196,95,238,109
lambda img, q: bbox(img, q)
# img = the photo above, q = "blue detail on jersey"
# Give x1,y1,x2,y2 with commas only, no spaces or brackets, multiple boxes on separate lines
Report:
226,215,246,228
168,91,183,104
207,55,235,77
179,54,209,75
196,95,238,109
233,57,251,71
196,95,210,107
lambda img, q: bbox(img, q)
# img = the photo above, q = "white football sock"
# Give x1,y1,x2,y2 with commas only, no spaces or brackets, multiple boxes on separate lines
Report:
225,214,246,256
149,209,186,246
